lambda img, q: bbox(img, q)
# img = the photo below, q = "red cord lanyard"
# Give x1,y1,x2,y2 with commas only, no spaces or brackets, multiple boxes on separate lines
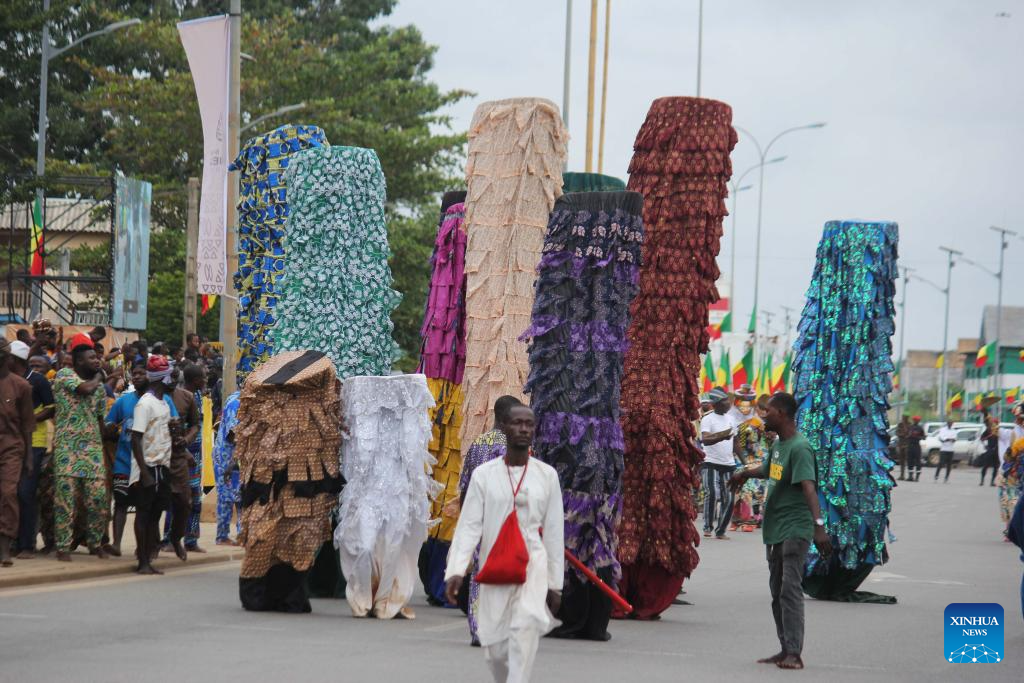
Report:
507,459,528,500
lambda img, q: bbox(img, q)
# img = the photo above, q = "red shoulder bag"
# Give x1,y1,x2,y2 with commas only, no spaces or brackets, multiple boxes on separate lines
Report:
474,461,530,585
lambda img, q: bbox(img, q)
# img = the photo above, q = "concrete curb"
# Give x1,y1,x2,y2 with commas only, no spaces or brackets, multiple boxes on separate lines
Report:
0,549,245,590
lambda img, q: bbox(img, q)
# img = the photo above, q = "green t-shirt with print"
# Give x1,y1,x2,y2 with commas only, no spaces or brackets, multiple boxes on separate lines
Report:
761,431,817,546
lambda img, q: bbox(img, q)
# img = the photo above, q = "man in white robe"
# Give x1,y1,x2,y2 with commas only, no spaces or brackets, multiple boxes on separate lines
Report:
445,405,564,683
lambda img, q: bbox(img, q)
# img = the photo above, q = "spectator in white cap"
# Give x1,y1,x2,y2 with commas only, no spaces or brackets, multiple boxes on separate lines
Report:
8,340,55,558
699,386,739,540
0,339,36,565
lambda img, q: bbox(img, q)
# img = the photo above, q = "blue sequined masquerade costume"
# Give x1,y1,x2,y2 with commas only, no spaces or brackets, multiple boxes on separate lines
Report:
793,220,898,600
214,391,242,542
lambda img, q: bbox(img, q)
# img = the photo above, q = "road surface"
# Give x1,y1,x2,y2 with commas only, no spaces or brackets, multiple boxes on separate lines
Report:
0,467,1020,682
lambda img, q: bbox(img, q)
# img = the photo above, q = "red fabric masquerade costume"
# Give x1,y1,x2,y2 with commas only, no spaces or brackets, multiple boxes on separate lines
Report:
616,97,736,619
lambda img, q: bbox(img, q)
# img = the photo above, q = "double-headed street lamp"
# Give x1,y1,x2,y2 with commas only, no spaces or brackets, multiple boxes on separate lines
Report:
957,226,1016,405
727,157,786,316
733,123,826,335
32,3,141,318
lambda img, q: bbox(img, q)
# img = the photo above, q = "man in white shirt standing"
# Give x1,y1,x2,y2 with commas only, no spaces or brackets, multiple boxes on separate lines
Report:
130,355,177,574
700,387,739,539
445,405,564,683
934,420,957,483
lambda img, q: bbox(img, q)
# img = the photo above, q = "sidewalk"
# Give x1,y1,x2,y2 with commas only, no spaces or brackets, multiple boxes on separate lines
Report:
0,520,244,590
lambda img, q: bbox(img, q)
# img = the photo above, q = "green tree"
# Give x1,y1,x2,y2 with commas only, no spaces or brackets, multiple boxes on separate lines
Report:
15,0,468,363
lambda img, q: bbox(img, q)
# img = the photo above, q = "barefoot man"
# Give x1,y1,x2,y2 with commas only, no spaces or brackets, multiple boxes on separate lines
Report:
445,404,564,682
729,392,831,671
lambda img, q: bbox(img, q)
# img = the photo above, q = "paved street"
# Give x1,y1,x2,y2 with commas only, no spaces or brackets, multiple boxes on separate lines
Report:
1,466,1020,682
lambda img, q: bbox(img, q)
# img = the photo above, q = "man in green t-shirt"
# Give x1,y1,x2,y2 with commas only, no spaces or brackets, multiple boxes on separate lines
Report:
730,392,831,671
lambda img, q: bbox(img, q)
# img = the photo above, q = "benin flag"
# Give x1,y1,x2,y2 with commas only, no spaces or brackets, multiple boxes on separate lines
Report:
972,393,983,411
948,391,963,410
201,294,217,315
975,341,996,368
717,349,730,388
1019,349,1024,362
935,353,944,369
30,197,45,276
702,354,715,392
1007,387,1019,405
892,360,901,390
746,307,757,334
732,347,754,388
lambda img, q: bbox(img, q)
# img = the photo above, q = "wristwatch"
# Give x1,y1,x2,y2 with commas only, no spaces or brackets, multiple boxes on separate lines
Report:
814,517,825,527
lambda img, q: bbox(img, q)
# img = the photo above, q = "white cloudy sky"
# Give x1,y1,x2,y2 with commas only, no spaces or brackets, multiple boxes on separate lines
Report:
383,0,1024,353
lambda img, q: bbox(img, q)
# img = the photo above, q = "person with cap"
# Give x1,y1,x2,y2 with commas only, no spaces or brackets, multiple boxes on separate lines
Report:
131,354,180,573
52,333,109,561
8,340,54,558
0,339,36,566
906,416,924,482
699,386,739,540
162,362,205,558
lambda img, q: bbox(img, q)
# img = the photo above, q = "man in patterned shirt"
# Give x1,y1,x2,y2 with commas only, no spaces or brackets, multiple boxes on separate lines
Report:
53,334,108,561
453,395,522,646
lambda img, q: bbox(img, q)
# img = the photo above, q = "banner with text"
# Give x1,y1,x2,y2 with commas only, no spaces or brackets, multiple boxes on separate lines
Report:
178,15,230,295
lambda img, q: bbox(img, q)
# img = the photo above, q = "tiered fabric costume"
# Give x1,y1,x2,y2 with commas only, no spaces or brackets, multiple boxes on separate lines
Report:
236,351,343,613
617,97,737,618
793,220,898,601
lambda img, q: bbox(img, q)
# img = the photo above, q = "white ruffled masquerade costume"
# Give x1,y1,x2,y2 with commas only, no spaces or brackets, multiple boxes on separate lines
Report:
335,374,440,618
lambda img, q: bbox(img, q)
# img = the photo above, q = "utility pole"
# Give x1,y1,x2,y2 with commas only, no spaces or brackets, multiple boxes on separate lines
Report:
895,267,911,420
585,0,597,172
220,0,241,395
937,246,960,419
696,0,703,97
781,305,797,353
597,0,611,173
183,177,200,348
562,0,572,137
991,226,1015,418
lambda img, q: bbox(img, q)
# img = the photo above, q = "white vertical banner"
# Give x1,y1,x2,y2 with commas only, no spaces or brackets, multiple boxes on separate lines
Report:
177,15,231,295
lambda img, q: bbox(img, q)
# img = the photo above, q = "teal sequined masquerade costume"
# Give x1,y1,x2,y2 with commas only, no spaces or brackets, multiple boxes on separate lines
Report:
793,220,898,601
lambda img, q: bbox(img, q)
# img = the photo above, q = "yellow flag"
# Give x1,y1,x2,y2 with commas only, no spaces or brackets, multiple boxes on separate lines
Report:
935,354,944,369
201,396,215,488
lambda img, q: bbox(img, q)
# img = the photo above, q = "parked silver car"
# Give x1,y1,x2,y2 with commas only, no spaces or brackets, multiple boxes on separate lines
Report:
921,425,984,466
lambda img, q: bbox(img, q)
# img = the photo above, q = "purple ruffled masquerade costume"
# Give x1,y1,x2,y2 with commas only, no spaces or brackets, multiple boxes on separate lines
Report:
521,191,644,640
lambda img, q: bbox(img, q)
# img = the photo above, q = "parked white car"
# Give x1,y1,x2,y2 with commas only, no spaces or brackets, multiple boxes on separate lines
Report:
921,425,984,466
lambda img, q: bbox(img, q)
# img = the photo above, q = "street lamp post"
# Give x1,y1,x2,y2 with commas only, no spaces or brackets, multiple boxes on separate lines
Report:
727,157,786,320
733,123,826,336
32,3,141,319
240,103,307,134
895,266,912,420
937,246,961,419
908,270,948,417
990,226,1016,411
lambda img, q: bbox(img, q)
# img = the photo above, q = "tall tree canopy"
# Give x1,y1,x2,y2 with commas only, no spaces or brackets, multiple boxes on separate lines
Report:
3,0,467,364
